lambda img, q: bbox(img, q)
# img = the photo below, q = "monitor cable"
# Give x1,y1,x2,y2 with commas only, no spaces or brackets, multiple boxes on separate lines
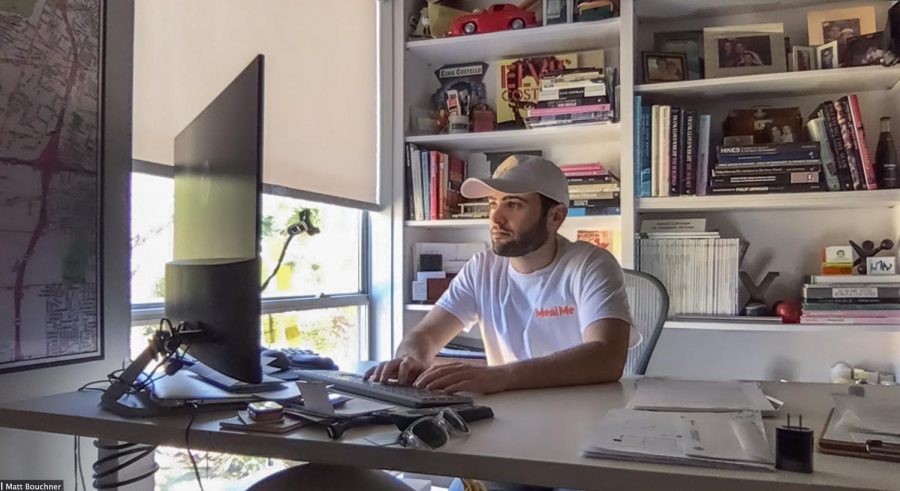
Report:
260,208,320,292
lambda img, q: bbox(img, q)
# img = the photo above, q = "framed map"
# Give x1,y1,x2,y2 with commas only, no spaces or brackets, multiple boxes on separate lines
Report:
0,0,104,372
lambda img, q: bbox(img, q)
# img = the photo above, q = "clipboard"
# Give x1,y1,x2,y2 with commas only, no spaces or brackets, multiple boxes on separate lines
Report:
818,408,900,463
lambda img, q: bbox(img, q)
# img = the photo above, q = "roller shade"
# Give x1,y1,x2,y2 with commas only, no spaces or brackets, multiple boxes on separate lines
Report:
133,0,380,206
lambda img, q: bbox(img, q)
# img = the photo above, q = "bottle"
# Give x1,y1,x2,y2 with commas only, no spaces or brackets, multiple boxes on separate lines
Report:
875,117,898,189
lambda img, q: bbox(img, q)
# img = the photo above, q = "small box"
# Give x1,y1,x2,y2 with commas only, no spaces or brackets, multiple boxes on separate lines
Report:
426,276,454,303
823,246,853,265
867,256,896,275
419,254,443,272
411,281,428,302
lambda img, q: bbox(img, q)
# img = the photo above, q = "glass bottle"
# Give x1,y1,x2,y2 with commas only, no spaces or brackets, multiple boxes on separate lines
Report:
875,117,898,189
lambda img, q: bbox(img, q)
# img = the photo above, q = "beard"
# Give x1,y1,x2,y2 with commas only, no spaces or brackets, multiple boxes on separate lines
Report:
492,213,550,257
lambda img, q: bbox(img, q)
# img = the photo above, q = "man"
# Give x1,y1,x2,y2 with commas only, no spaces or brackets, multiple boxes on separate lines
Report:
365,155,640,394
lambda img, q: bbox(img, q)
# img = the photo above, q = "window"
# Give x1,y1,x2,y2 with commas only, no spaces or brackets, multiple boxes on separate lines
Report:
130,167,369,487
129,168,369,368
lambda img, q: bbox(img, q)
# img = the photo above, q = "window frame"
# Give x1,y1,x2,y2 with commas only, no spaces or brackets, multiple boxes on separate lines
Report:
129,160,371,351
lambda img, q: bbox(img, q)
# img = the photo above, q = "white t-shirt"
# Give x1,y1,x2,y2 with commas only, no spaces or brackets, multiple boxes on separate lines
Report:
436,236,640,366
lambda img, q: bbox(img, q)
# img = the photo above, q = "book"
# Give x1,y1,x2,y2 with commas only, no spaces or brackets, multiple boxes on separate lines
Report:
714,158,823,169
219,411,315,434
528,103,611,117
683,110,696,195
812,102,855,190
696,114,711,196
708,183,825,194
710,171,820,187
846,94,877,190
805,274,900,284
497,50,606,124
711,164,821,176
566,174,617,184
804,285,900,299
576,229,612,249
640,106,653,198
716,142,820,157
832,100,864,190
536,96,608,109
659,105,671,197
806,118,842,192
669,106,681,196
651,105,661,197
568,206,621,216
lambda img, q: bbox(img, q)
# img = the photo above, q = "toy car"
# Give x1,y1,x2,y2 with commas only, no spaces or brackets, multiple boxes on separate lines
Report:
448,4,538,36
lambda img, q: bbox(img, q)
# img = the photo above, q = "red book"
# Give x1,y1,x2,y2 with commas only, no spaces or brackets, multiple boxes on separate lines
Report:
430,151,440,220
846,94,877,190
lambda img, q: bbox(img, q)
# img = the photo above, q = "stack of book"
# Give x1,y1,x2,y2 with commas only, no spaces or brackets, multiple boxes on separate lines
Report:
709,142,825,195
562,163,620,216
526,69,614,129
634,99,712,197
404,143,466,221
801,275,900,325
807,94,877,191
637,230,742,316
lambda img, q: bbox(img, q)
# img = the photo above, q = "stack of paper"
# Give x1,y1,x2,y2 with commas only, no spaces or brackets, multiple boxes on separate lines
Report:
628,378,776,414
583,409,773,470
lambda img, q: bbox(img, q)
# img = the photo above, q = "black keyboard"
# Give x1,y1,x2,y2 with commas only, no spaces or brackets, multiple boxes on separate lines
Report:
295,370,473,408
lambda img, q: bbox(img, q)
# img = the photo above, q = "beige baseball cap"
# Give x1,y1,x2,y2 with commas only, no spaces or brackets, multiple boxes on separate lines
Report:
461,154,569,205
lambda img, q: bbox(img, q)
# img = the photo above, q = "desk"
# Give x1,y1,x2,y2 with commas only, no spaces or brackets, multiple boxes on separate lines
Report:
0,380,897,491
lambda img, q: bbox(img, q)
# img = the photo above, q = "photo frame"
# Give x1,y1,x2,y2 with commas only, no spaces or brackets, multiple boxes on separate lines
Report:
817,40,840,70
642,51,688,83
654,30,704,80
0,0,105,373
791,45,816,71
807,6,877,46
703,24,787,78
847,31,889,67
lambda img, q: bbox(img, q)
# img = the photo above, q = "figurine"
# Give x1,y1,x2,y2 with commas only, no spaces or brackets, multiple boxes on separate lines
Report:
849,239,895,274
740,271,779,316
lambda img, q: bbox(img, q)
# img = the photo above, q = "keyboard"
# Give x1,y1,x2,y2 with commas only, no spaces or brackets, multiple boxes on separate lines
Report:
295,370,473,408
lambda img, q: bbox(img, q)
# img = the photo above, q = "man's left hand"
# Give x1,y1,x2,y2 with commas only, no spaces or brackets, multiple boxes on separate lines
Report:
413,362,512,394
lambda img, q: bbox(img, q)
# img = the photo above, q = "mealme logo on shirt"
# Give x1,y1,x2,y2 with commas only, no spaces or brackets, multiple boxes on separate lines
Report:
535,305,576,318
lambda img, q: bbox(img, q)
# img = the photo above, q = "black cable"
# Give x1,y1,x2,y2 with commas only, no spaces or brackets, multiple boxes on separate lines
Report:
77,437,87,491
260,232,295,292
90,440,158,489
185,402,205,491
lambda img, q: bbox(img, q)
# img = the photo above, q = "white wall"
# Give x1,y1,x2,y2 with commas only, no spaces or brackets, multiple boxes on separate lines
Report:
0,0,133,485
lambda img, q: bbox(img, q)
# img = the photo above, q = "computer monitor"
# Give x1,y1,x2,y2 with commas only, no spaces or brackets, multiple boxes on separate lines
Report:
164,55,265,384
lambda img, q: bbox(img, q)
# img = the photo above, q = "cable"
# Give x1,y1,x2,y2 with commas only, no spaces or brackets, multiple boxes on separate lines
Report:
260,232,295,292
185,402,205,491
90,440,158,489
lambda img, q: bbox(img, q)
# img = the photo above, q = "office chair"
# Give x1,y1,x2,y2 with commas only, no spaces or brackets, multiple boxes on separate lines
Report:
622,269,669,375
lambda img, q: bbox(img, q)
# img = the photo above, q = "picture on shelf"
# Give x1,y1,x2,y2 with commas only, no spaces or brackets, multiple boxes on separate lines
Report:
791,45,816,71
817,41,839,69
654,30,704,80
847,31,888,66
807,6,877,46
642,52,687,83
717,36,771,68
703,24,786,78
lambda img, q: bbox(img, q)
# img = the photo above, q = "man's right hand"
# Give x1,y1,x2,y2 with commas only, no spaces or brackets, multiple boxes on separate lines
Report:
363,356,429,386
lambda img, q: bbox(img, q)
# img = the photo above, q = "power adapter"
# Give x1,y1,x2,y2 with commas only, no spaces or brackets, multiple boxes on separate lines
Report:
775,413,814,473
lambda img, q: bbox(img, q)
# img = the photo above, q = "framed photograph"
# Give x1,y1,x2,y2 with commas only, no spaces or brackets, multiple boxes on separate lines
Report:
703,24,787,78
0,0,104,373
654,30,704,80
642,52,688,83
791,45,816,71
847,31,888,66
807,6,877,46
817,41,839,69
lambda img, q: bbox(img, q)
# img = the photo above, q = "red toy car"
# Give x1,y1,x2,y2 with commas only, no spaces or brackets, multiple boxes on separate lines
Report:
449,4,538,36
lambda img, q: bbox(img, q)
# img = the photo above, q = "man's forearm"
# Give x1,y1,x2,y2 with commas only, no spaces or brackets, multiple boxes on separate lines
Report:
395,329,442,365
500,341,626,391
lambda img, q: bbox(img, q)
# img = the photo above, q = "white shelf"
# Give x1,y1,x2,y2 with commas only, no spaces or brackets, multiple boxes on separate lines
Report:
635,66,900,99
665,320,900,333
406,122,620,153
405,18,620,66
406,215,621,228
637,189,900,213
637,0,836,21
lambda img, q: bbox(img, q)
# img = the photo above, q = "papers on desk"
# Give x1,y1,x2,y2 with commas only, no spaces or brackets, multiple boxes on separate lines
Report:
628,378,776,413
832,393,900,437
583,409,773,470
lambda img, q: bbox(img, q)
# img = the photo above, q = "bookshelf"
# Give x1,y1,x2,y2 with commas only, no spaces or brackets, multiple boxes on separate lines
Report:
390,0,900,380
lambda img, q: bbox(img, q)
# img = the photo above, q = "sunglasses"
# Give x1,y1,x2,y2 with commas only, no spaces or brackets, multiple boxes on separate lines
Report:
398,407,470,450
